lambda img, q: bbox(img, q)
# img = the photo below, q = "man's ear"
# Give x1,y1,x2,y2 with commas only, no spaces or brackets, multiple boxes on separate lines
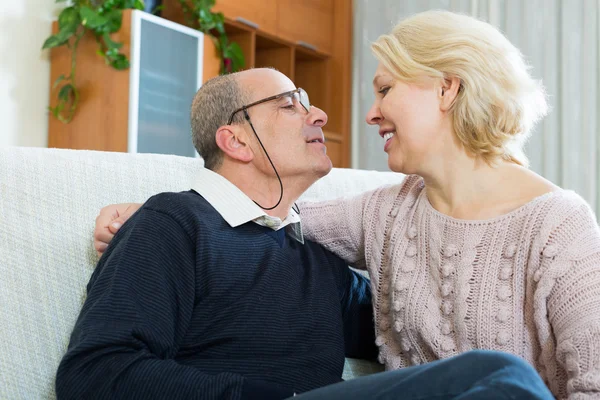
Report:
439,76,461,112
215,126,254,163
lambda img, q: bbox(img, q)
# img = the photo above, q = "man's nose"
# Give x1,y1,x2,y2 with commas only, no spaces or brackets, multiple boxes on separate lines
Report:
306,106,328,127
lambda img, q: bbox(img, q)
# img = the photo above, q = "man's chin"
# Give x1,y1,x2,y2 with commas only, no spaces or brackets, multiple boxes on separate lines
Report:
316,158,333,177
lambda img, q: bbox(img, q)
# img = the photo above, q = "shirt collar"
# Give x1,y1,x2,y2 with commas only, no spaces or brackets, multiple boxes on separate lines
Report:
191,168,304,244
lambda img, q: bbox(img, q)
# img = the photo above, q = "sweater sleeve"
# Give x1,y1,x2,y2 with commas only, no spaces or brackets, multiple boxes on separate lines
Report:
299,176,417,269
56,207,293,400
536,202,600,399
298,193,372,269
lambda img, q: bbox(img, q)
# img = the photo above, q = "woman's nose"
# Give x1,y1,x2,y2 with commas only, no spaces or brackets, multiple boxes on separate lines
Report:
366,102,382,125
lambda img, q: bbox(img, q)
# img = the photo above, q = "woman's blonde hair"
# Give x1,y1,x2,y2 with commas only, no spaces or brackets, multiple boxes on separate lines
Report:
371,10,548,166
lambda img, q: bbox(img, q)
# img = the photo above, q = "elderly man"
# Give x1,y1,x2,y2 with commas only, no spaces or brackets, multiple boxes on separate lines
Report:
57,68,553,400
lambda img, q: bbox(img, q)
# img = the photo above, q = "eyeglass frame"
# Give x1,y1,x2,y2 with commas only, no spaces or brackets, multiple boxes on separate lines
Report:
227,88,311,125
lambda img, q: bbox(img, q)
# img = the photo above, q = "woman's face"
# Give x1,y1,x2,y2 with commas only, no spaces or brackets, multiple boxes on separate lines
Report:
366,63,446,174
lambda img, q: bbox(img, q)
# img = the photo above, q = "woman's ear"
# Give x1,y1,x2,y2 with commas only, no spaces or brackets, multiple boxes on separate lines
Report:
439,76,461,112
215,126,254,163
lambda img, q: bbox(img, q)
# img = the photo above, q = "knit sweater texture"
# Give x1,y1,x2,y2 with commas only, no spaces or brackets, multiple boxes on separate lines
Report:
300,175,600,399
56,191,375,400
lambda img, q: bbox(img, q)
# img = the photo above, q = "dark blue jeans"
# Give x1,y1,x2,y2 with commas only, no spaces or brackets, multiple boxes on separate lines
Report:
293,350,554,400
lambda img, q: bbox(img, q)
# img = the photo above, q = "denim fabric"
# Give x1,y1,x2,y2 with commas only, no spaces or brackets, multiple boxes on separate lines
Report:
293,350,554,400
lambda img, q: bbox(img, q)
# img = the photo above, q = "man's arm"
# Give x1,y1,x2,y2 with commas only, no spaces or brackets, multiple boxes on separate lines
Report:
336,266,377,360
58,205,292,400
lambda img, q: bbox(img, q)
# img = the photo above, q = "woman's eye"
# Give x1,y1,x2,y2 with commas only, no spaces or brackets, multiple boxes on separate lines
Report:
282,104,295,110
378,87,390,96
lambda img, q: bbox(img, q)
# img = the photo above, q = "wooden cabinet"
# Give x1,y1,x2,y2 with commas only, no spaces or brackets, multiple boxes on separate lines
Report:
210,0,335,54
255,35,295,78
276,0,334,54
49,0,353,167
212,0,278,36
48,11,205,156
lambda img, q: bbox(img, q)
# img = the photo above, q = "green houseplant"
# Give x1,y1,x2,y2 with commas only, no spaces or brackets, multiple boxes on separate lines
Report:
43,0,244,124
177,0,244,74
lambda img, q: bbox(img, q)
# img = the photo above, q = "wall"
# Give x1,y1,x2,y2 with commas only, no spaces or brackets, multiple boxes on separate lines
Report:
0,0,63,147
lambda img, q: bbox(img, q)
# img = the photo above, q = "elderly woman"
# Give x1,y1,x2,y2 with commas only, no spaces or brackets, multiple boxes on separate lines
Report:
298,10,600,399
94,10,598,399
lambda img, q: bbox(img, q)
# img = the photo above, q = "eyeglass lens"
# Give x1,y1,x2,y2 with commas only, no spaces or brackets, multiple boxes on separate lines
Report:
298,89,311,113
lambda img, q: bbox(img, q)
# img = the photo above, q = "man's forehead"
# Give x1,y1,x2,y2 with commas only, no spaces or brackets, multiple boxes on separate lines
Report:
239,69,296,101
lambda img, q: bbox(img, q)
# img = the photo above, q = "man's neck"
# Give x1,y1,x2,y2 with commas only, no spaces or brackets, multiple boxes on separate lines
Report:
216,165,313,220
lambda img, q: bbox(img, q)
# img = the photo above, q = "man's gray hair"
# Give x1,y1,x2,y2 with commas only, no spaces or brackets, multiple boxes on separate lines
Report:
190,73,248,170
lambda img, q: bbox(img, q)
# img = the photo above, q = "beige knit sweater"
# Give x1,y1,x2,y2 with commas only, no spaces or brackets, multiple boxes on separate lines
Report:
300,175,600,399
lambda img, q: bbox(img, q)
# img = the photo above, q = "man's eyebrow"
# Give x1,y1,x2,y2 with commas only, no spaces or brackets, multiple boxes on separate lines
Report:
275,94,293,104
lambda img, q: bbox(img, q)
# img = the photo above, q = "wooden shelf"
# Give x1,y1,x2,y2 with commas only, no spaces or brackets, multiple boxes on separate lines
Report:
294,57,329,112
255,35,294,78
276,0,334,54
295,44,330,60
214,0,278,36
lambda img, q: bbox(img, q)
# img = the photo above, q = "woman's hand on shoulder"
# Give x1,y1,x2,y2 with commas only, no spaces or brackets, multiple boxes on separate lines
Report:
94,203,142,256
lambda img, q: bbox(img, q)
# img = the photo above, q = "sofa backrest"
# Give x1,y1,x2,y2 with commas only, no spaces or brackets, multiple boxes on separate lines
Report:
0,147,403,398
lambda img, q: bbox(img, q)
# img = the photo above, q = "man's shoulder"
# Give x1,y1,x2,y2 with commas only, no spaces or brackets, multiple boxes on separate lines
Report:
142,190,213,215
302,238,348,267
133,190,222,232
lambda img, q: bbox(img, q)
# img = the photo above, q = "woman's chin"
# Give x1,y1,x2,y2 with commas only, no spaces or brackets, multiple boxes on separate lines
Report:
387,157,406,174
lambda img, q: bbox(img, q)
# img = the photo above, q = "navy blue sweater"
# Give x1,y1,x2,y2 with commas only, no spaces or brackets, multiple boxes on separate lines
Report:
56,191,376,400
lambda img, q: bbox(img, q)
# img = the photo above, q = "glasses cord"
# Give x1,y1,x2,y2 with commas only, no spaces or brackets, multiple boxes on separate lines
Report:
244,109,300,214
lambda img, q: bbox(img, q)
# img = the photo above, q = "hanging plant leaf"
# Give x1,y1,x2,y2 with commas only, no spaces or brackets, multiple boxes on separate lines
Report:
58,6,81,33
102,32,123,50
213,13,225,35
186,0,245,73
58,84,75,101
226,42,244,70
53,74,67,89
103,9,123,33
123,0,146,10
110,54,130,70
80,6,109,29
42,34,67,49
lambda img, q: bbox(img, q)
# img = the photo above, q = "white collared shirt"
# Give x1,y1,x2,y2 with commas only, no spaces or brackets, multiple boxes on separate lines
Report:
191,168,304,244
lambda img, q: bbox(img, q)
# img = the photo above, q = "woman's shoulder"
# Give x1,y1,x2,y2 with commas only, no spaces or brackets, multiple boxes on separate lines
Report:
530,189,600,259
534,189,595,226
501,166,595,236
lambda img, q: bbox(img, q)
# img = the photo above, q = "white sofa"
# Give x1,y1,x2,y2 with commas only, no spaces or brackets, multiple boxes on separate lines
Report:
0,147,404,399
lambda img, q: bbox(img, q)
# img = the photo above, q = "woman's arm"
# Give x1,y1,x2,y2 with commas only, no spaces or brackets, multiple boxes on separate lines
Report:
299,177,415,269
536,201,600,398
299,192,374,269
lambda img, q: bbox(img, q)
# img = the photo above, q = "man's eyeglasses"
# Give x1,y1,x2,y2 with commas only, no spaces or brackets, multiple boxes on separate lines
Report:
227,88,311,125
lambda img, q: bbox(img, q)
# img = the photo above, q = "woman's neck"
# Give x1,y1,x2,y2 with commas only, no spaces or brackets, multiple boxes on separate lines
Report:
420,153,529,220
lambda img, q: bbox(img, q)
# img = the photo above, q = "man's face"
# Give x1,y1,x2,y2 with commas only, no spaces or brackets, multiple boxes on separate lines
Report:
238,69,332,182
